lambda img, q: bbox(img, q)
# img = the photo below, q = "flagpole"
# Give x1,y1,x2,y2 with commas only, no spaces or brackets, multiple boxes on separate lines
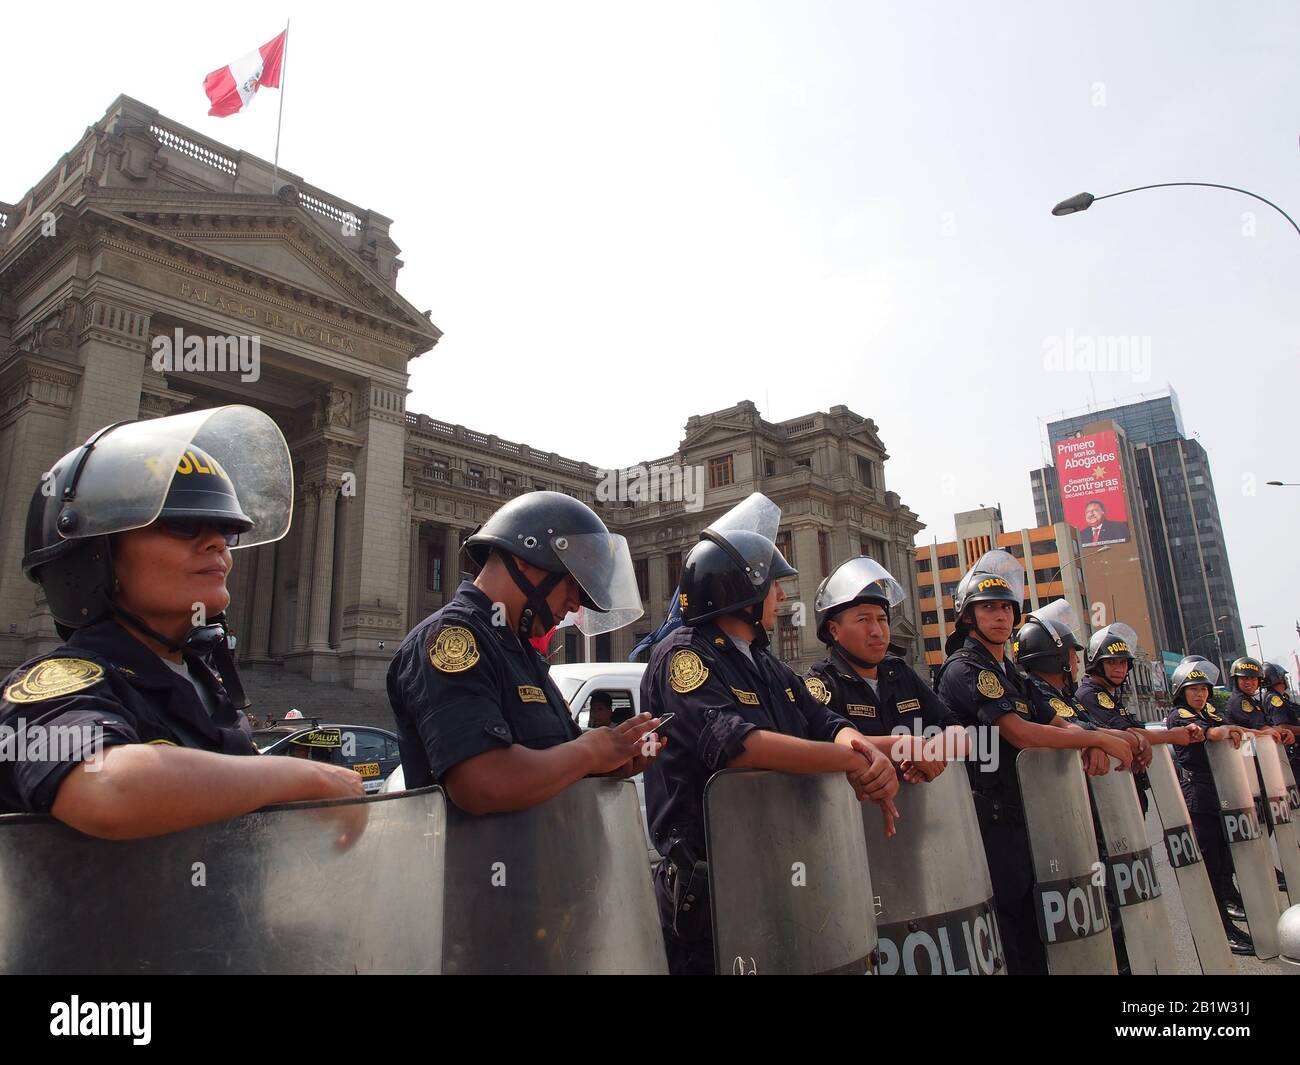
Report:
272,20,290,187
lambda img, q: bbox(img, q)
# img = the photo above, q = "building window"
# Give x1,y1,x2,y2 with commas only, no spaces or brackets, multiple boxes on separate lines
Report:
667,551,682,590
1005,543,1024,559
427,458,448,481
779,614,801,660
924,637,942,652
794,455,812,470
775,530,794,568
633,558,649,601
764,454,777,477
532,481,546,493
1030,539,1057,556
426,544,442,591
502,475,517,496
564,630,580,662
856,456,874,487
938,554,959,570
917,557,932,573
922,611,939,625
943,608,956,623
707,454,735,489
465,466,484,489
818,531,831,577
1033,567,1058,584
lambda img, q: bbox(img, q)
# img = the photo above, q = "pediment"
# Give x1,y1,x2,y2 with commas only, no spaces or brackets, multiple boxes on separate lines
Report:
185,235,362,305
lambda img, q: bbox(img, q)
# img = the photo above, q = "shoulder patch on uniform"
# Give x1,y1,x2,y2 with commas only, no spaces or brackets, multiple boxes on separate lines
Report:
1207,706,1222,721
1097,692,1115,710
518,685,546,703
785,687,796,702
896,698,922,714
147,738,179,746
428,626,480,673
730,687,760,706
1050,697,1075,718
976,670,1004,699
4,658,105,703
669,649,708,693
805,676,832,705
1178,708,1195,719
1272,695,1285,708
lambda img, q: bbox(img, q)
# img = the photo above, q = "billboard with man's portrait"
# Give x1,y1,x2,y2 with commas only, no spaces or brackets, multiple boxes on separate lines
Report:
1054,431,1130,548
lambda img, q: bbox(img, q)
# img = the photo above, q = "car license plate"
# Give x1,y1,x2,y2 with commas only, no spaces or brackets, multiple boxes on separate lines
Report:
354,762,380,778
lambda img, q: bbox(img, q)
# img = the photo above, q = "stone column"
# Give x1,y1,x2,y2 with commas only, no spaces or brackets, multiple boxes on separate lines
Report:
291,486,320,652
444,525,461,598
246,541,277,662
307,483,340,650
405,521,421,632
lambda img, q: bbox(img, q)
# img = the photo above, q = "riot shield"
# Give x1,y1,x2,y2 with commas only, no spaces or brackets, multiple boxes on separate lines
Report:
1088,762,1179,974
705,769,874,974
1016,748,1117,974
0,788,445,974
863,764,1004,974
442,777,665,974
1206,739,1282,958
1280,757,1300,826
1253,735,1300,908
1145,746,1235,974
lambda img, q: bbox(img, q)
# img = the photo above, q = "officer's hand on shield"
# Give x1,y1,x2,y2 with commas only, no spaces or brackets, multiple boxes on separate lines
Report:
1274,725,1296,746
1126,727,1153,770
1093,731,1134,769
1182,723,1206,744
1208,724,1246,748
582,713,664,776
301,765,370,851
1080,747,1111,776
844,737,899,836
900,758,945,783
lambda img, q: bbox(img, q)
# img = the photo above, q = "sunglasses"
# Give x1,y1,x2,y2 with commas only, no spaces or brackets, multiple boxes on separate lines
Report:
157,518,242,547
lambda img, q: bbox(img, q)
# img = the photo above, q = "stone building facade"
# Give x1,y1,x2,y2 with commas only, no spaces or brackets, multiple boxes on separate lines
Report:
1,97,925,687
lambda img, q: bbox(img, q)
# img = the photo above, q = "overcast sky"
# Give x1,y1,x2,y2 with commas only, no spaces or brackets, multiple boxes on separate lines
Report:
7,1,1299,675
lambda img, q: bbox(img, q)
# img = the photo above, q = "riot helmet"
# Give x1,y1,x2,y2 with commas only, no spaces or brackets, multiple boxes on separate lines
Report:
463,491,643,638
1085,622,1138,677
945,549,1024,655
1229,656,1264,692
679,493,794,628
1170,657,1219,705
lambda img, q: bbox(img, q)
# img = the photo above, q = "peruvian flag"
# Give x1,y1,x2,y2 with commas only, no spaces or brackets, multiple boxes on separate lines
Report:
204,30,287,117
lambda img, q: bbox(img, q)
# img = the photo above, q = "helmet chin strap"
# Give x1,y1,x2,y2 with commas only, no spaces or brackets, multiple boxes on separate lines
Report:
109,604,250,709
501,553,564,642
832,640,877,671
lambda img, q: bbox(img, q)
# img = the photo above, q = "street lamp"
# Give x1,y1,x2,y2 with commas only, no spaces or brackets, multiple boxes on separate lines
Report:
1248,624,1266,660
1051,183,1300,236
1267,481,1300,486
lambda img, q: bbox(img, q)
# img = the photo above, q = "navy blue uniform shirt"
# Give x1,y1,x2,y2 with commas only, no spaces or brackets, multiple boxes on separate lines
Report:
387,581,580,788
1023,673,1091,729
938,636,1054,804
805,648,949,738
642,622,852,867
0,618,255,814
1165,699,1224,814
1223,690,1269,730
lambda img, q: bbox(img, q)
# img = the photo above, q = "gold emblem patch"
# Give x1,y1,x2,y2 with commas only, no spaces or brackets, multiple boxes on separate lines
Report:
4,658,105,704
847,704,877,718
785,688,796,702
896,698,921,714
1050,697,1075,719
805,677,832,705
1014,701,1031,717
1272,695,1285,708
1097,692,1115,710
428,627,480,673
518,685,546,704
976,670,1004,700
731,688,760,706
1178,708,1195,719
669,649,708,693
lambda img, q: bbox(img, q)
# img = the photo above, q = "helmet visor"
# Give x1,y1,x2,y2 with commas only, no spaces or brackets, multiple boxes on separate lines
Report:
553,531,644,635
1175,659,1221,689
1029,599,1084,650
970,549,1025,604
53,406,292,549
815,556,907,618
705,492,781,545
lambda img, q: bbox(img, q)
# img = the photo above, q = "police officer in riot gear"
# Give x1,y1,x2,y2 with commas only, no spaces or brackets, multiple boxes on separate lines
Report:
1076,624,1155,812
805,556,962,782
0,407,365,836
388,491,661,814
1263,662,1300,773
1224,657,1296,747
938,551,1131,975
642,493,899,975
1165,658,1253,954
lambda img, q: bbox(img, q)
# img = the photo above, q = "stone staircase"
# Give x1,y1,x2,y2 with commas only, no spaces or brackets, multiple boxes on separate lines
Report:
238,664,398,731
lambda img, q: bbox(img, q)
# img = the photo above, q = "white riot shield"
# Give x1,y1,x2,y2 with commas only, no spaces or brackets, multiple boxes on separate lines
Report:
0,788,445,974
1253,735,1300,908
442,777,665,974
1206,739,1282,958
705,769,875,974
1280,758,1300,825
864,765,1004,974
1088,762,1179,974
1145,746,1235,974
1016,749,1118,974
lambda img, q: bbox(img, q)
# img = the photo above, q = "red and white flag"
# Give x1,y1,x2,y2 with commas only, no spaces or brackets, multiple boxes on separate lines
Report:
203,30,287,117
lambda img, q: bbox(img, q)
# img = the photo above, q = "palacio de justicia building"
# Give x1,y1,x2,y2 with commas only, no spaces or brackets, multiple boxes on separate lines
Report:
1,96,925,690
